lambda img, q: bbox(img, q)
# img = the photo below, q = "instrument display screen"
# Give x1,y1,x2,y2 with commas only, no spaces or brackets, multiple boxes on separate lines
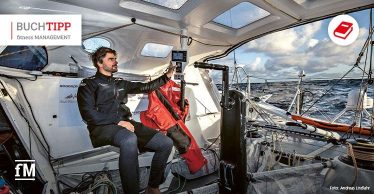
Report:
171,50,187,62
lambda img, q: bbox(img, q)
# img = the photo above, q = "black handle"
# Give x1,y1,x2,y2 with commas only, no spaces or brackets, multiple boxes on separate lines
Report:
194,62,228,71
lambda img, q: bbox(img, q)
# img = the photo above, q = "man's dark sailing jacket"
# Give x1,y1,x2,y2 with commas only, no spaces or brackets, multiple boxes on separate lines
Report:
77,72,170,130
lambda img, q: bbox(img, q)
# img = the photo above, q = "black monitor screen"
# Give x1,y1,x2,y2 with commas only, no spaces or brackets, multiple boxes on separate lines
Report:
171,50,187,62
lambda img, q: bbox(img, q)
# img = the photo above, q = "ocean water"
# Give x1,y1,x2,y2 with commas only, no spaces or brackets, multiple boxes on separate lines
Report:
217,79,374,127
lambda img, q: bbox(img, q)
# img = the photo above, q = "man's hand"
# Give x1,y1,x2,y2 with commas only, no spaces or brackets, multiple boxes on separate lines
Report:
166,61,176,79
118,121,135,132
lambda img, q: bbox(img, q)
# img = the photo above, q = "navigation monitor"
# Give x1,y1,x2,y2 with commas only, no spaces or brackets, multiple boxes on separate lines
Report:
171,50,187,62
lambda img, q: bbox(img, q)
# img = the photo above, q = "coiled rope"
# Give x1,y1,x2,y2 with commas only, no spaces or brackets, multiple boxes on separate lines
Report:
345,140,374,193
346,143,358,189
347,141,374,162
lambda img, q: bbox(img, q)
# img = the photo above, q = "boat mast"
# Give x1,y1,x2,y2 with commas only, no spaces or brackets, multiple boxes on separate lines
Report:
288,70,305,114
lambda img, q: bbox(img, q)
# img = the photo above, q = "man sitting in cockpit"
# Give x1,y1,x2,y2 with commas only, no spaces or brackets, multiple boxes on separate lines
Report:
77,47,174,194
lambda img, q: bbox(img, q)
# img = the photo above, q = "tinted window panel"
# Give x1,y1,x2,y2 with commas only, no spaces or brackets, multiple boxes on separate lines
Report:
0,46,47,71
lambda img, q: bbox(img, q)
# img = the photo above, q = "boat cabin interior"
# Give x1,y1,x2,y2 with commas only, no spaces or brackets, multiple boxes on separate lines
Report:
0,0,374,194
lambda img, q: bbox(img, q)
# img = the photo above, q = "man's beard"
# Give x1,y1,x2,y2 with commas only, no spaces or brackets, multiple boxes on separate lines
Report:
103,65,118,73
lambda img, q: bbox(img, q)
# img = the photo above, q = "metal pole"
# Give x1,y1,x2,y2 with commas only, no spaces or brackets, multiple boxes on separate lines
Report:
180,29,188,111
180,79,185,110
296,70,305,114
222,66,229,108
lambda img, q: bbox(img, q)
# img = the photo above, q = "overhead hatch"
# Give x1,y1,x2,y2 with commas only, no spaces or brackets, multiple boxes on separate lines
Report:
142,0,188,10
212,2,270,29
141,43,173,58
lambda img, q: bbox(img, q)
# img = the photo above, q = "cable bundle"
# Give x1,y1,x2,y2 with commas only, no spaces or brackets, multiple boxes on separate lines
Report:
61,171,117,194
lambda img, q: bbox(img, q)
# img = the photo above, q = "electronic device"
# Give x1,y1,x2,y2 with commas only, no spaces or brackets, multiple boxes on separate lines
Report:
171,50,187,79
171,50,187,62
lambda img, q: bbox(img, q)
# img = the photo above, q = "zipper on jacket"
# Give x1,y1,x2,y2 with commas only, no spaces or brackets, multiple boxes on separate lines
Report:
113,80,119,116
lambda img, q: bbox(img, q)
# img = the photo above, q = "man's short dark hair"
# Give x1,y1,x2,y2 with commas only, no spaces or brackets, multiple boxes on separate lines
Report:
90,47,117,69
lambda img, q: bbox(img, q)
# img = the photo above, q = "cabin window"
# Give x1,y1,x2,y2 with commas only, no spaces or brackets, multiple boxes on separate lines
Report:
142,0,188,10
0,46,47,71
82,37,111,53
141,43,173,58
213,2,270,29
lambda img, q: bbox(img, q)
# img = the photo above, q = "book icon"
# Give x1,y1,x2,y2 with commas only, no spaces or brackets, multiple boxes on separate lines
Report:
333,21,353,40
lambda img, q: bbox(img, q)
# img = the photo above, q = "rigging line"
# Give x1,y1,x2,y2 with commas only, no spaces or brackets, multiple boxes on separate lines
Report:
0,80,50,156
352,11,374,138
14,78,51,154
302,27,374,116
356,65,370,76
238,71,242,88
231,68,237,87
29,121,32,159
301,65,356,116
82,23,134,39
230,9,237,68
231,41,239,85
203,134,220,151
190,38,233,47
16,77,58,179
251,103,275,124
247,100,276,125
14,76,55,179
355,26,374,66
351,42,370,139
205,5,374,63
231,14,238,86
316,108,332,122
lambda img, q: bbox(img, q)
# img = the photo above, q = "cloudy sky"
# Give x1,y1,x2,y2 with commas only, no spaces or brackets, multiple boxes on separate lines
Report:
211,9,372,83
